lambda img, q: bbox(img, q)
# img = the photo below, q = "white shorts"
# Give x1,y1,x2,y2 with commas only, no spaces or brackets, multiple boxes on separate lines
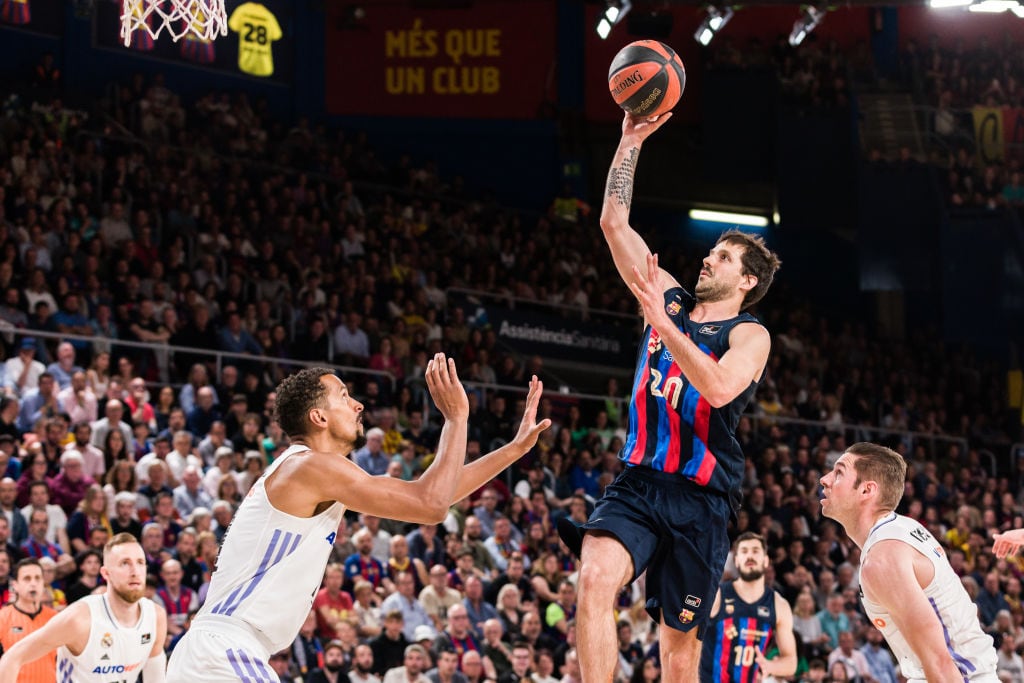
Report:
166,615,279,683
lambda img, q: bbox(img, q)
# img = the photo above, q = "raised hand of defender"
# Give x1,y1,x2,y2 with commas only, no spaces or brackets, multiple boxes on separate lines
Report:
425,353,469,421
993,529,1024,558
630,252,672,333
512,375,552,451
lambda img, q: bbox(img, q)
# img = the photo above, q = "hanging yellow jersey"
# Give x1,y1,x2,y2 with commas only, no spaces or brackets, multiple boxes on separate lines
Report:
228,2,282,77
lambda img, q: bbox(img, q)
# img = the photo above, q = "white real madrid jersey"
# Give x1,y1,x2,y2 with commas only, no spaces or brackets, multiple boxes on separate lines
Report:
198,444,346,652
861,513,997,681
56,594,157,682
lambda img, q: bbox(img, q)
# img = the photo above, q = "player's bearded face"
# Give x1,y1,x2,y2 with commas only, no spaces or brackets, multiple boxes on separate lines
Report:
112,583,145,604
694,269,734,303
738,564,765,581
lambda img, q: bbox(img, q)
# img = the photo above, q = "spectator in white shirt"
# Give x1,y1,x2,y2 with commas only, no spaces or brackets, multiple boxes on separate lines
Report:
3,337,45,396
58,372,98,427
172,465,214,518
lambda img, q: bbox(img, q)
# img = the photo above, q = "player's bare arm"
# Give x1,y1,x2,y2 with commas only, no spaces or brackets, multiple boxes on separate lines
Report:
754,593,798,678
600,112,679,291
861,541,966,682
0,599,90,678
993,528,1024,558
452,375,552,502
281,354,468,523
631,253,770,407
141,604,168,683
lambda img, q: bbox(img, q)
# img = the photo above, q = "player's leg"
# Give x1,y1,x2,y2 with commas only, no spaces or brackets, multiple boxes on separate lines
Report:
658,620,702,683
577,530,634,683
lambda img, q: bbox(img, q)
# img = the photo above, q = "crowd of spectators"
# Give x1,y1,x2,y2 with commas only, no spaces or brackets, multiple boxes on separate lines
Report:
0,65,1020,683
706,33,867,109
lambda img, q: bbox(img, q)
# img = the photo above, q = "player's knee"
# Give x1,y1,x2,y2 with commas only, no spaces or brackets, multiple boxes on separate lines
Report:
578,557,626,597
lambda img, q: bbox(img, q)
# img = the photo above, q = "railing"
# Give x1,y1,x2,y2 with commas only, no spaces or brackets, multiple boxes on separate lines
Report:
2,327,396,391
743,412,983,473
445,286,638,325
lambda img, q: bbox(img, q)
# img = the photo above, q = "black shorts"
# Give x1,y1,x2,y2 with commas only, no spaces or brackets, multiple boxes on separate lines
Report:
583,465,731,636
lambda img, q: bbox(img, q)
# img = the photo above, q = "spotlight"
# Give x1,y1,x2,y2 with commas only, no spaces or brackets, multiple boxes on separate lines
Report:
968,0,1020,11
596,0,632,39
693,5,733,46
788,5,825,46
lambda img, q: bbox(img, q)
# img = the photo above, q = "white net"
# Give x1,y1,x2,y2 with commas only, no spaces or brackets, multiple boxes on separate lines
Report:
120,0,228,47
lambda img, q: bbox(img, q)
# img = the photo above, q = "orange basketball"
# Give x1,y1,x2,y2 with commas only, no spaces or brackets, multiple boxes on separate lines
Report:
607,40,686,118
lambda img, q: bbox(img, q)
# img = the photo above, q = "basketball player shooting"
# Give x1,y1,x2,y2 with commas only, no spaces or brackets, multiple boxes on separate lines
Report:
166,354,549,682
560,110,781,683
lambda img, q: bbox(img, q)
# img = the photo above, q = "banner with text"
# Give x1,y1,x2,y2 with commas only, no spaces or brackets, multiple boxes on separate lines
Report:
324,1,555,119
450,297,636,367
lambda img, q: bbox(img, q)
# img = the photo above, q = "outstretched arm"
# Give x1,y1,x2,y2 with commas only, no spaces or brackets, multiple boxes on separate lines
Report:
0,601,89,679
452,376,551,502
600,112,679,293
993,529,1024,558
295,353,469,523
861,541,967,682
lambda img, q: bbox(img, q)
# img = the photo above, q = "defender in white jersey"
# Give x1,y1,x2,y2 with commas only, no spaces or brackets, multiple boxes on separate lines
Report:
820,442,998,683
167,355,550,682
0,533,168,682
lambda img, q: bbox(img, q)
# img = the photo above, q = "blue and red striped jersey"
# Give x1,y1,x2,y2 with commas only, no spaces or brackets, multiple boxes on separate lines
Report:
619,286,762,496
700,582,777,682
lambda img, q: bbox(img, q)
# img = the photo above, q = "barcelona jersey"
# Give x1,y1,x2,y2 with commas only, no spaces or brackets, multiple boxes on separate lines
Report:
700,582,776,683
619,286,762,497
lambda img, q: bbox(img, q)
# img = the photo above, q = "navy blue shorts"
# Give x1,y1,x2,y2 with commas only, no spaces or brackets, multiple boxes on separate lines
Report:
582,465,731,637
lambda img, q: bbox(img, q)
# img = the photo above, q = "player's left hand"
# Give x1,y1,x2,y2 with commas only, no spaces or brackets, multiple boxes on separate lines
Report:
629,252,673,333
753,647,769,675
511,375,552,452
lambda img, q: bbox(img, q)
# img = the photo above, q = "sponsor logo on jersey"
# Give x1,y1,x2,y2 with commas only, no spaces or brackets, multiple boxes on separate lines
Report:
326,531,337,545
666,301,681,316
91,662,141,674
873,618,886,628
141,632,152,644
684,595,701,608
101,654,110,660
740,628,770,639
101,632,113,648
647,330,662,356
910,527,929,543
757,606,770,618
679,609,695,624
698,325,721,335
725,624,739,639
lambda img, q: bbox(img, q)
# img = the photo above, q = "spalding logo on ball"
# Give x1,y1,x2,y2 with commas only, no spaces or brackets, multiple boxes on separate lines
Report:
608,40,686,118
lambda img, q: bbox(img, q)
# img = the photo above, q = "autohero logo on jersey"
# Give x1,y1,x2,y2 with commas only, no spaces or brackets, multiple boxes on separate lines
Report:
91,661,142,674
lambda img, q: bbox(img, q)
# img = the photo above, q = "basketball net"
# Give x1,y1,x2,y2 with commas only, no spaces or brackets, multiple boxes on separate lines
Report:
120,0,228,47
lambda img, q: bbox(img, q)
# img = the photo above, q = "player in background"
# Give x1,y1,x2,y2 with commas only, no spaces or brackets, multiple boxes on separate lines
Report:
0,533,168,682
699,532,797,683
820,442,998,682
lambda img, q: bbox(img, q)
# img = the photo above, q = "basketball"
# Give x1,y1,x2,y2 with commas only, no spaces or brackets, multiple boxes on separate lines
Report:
607,40,686,118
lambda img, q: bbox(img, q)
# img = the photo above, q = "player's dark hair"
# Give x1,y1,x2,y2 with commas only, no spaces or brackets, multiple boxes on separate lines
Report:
733,531,767,552
846,441,908,511
717,229,781,310
274,366,334,437
13,557,41,581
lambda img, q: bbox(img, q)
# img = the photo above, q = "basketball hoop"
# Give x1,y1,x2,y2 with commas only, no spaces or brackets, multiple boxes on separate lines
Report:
120,0,228,47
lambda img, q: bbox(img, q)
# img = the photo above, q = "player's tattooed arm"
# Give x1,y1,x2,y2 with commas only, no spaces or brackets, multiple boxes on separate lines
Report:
606,146,639,208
